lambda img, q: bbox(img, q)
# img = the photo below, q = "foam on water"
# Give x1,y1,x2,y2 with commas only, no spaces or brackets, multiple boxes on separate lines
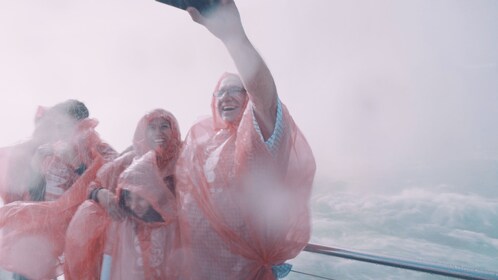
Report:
288,184,498,279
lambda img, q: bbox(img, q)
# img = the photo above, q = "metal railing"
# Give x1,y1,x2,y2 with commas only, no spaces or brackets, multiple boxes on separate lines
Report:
295,243,498,280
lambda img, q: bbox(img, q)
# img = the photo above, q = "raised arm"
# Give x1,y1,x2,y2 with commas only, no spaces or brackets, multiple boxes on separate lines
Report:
187,0,277,139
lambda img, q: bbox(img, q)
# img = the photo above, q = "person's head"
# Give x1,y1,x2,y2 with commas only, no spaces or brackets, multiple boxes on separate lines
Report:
119,189,164,223
212,73,248,128
133,109,181,160
47,99,90,141
116,151,176,224
31,100,89,144
51,99,89,121
146,117,173,153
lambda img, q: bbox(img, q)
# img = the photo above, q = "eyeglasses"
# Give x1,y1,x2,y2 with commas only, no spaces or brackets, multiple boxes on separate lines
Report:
214,86,246,98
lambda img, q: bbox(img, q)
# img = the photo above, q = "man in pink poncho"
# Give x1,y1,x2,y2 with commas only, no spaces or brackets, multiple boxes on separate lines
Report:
175,1,316,279
0,100,116,204
27,100,117,202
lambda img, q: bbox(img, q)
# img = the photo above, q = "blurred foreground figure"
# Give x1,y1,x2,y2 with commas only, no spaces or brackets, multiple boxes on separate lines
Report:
0,99,116,203
64,109,182,280
0,99,117,279
175,1,316,279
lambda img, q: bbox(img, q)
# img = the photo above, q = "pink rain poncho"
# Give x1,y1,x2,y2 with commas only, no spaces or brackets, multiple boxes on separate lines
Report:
39,118,117,201
0,156,104,279
176,74,316,279
64,109,182,280
0,105,116,204
0,116,116,279
0,141,40,204
0,105,52,204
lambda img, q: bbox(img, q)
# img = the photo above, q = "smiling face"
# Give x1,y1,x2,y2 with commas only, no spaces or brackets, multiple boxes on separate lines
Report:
145,117,172,152
123,190,151,219
215,76,247,124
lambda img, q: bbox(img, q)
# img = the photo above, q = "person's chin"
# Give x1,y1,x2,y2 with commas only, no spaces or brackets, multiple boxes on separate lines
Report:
154,144,167,153
221,112,240,124
134,211,147,218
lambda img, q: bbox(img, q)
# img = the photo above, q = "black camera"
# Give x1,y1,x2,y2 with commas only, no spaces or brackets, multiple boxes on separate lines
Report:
156,0,220,15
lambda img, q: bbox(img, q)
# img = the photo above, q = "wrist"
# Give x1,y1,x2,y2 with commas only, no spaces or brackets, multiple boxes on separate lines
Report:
221,31,249,47
89,187,103,203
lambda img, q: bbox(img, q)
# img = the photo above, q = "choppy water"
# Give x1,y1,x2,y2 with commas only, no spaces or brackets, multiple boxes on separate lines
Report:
288,161,498,279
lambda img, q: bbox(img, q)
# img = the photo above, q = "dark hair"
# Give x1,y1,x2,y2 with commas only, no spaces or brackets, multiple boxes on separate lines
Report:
52,99,89,120
28,170,46,201
119,189,164,223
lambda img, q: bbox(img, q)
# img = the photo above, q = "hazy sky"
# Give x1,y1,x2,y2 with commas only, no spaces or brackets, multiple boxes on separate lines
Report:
1,0,497,192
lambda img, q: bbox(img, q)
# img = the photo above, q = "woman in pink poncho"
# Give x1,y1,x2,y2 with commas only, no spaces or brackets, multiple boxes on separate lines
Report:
176,1,316,279
64,109,182,280
0,100,117,279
